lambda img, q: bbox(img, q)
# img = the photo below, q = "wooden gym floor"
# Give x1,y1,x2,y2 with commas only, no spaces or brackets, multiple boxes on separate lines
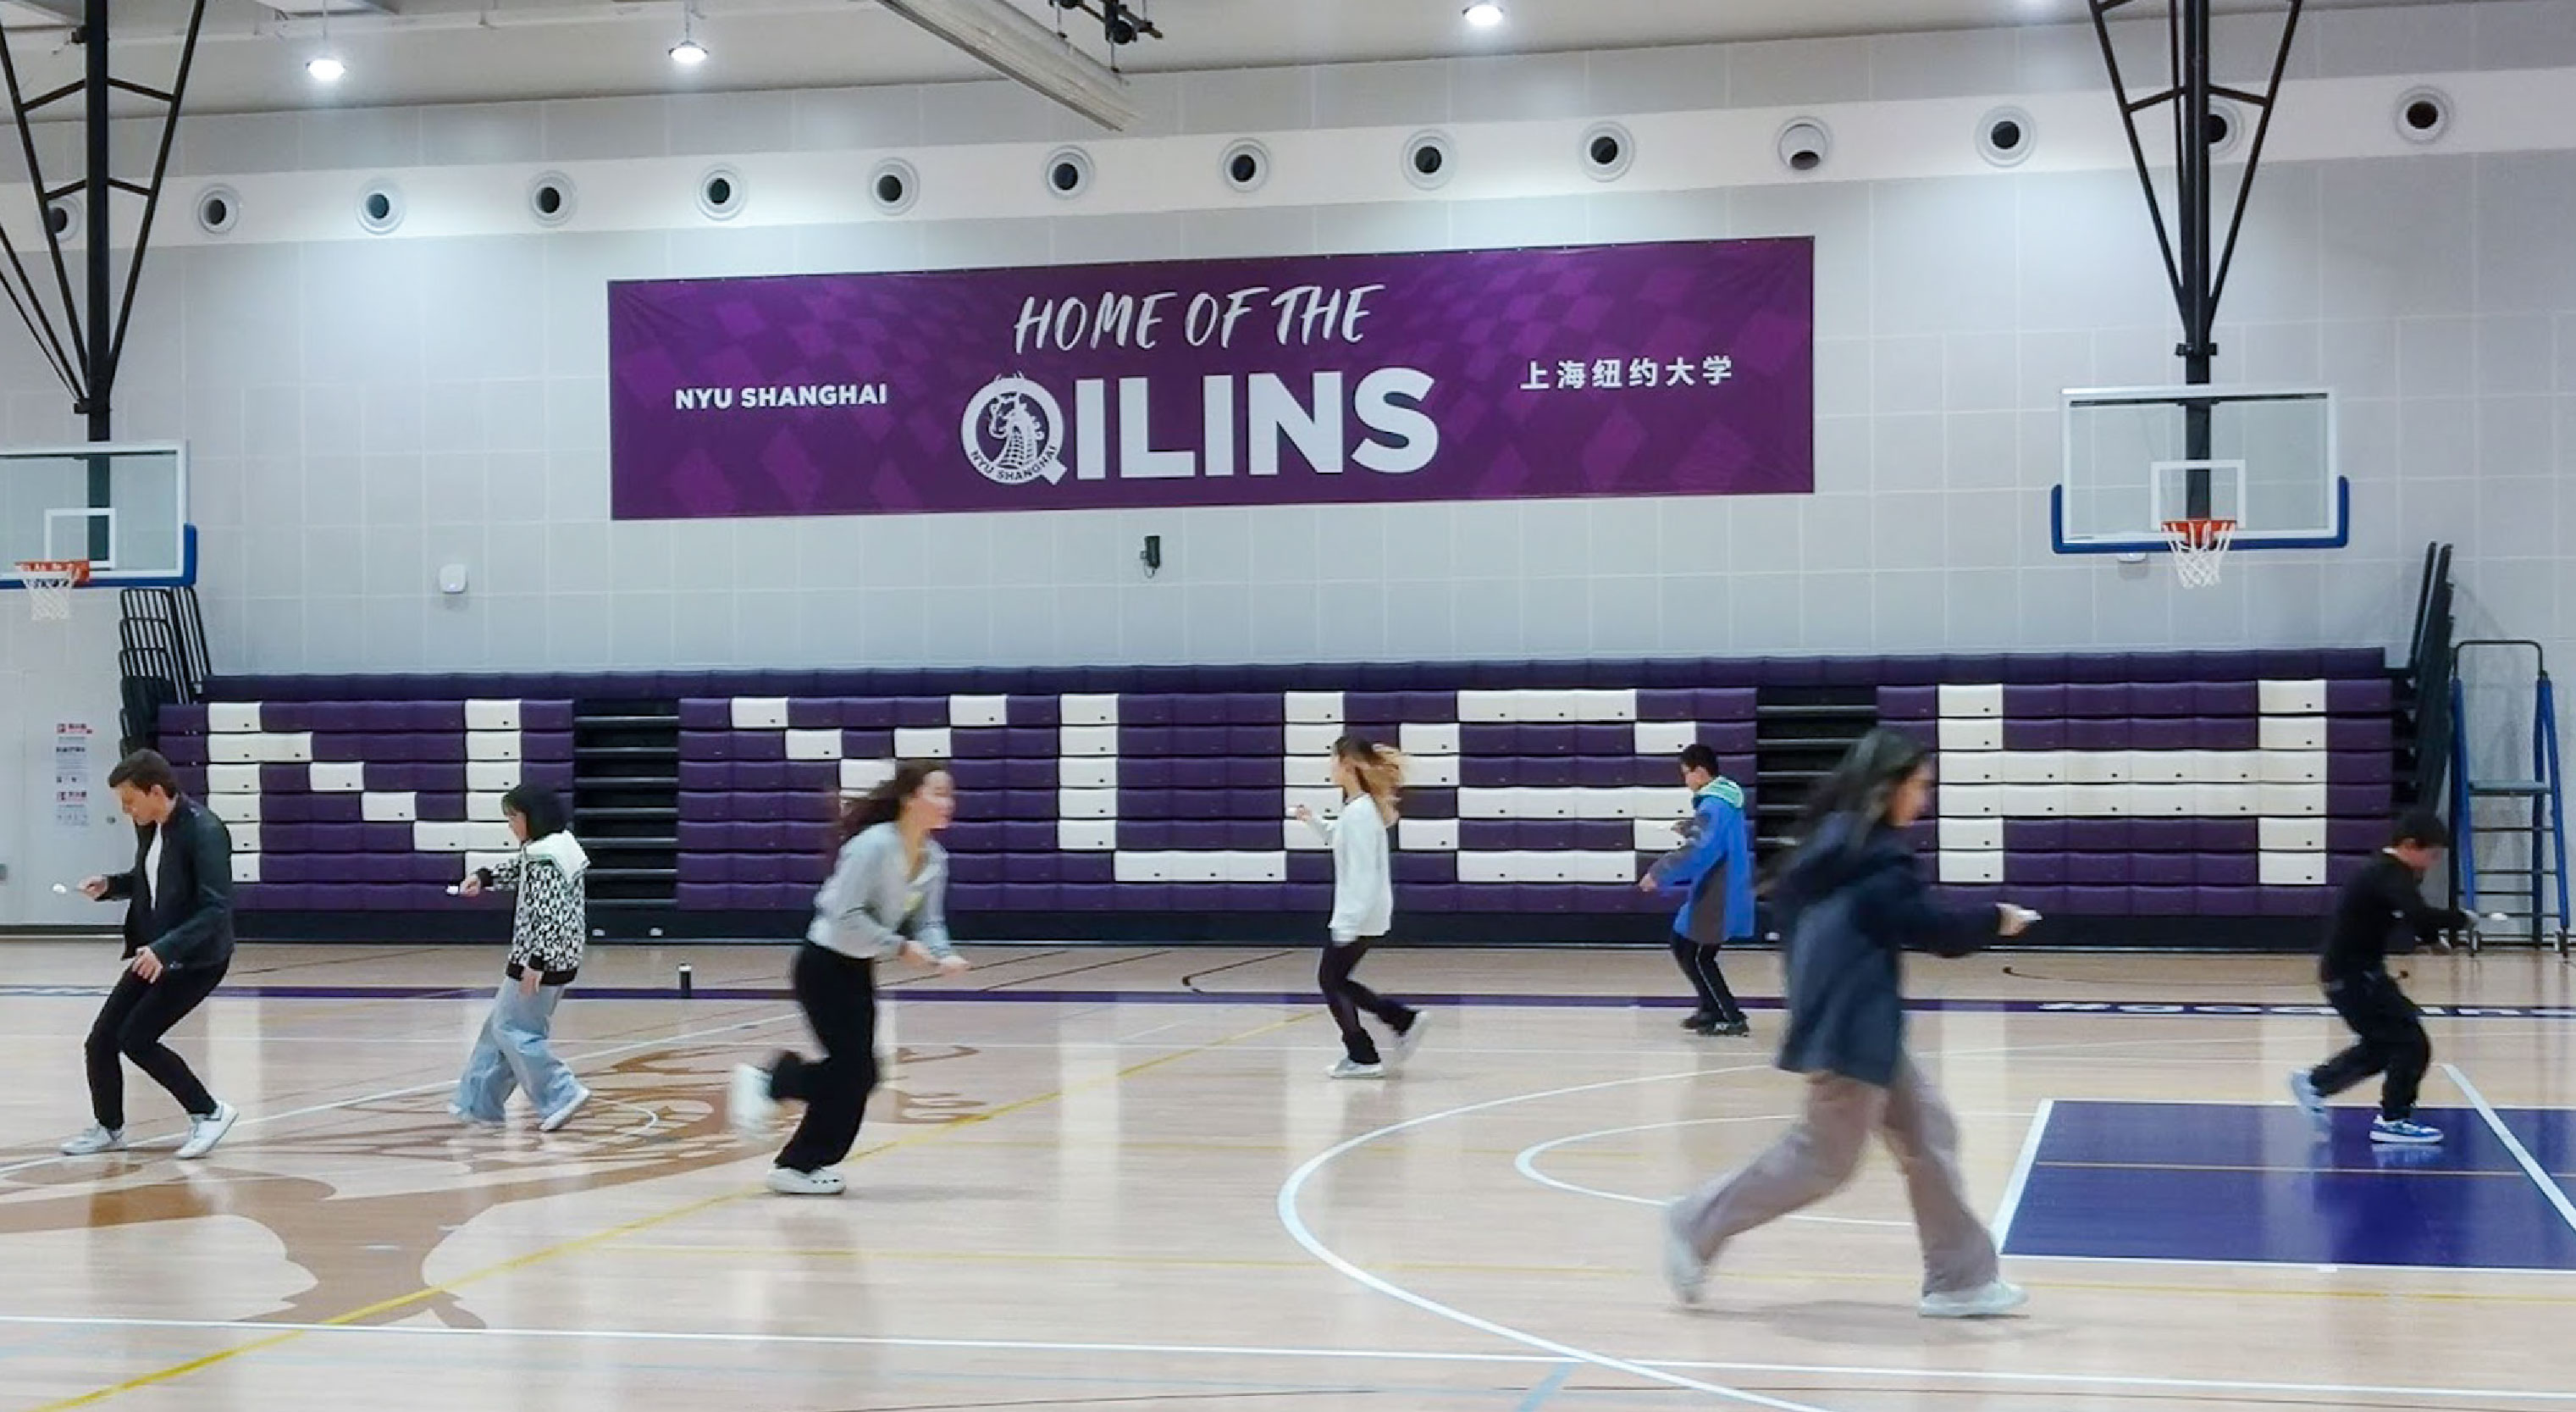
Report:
1,937,2572,1410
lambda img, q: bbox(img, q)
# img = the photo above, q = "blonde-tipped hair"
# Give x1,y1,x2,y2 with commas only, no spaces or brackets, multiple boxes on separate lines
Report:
1332,735,1406,823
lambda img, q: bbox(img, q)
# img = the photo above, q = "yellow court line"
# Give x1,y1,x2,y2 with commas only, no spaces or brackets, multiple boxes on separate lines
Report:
2037,1159,2576,1178
27,1011,1311,1412
599,1244,2576,1306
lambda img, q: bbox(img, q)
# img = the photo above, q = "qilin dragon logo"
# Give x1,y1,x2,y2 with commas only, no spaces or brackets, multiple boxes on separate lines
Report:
960,374,1068,487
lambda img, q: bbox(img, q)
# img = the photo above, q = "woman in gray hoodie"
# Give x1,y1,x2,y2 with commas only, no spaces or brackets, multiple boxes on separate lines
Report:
1659,728,2031,1319
728,761,970,1195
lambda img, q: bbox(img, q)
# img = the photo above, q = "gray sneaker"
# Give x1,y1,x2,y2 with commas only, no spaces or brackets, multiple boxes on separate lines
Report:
1920,1280,2029,1319
1661,1199,1707,1306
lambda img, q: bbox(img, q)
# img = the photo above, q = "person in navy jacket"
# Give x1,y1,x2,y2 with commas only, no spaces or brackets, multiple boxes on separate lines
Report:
1660,728,2032,1320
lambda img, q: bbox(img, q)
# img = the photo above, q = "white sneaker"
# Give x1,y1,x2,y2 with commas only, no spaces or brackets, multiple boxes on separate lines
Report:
447,1104,502,1131
175,1101,238,1160
58,1125,125,1156
1661,1199,1707,1306
539,1085,591,1133
1384,1012,1429,1069
728,1064,777,1136
1328,1059,1386,1080
766,1166,846,1196
1920,1279,2029,1319
2287,1070,2328,1131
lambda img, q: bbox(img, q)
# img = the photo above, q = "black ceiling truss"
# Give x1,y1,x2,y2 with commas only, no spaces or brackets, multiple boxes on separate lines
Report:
0,0,208,445
2088,0,2306,518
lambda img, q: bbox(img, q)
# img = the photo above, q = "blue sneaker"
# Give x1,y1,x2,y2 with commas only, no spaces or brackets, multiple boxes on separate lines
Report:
2286,1071,2328,1132
2369,1117,2443,1146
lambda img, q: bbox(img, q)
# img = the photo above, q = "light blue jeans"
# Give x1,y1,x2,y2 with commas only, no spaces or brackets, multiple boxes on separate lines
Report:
453,979,582,1121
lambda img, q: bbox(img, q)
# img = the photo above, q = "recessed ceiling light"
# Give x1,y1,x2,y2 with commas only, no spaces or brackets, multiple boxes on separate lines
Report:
306,53,345,82
1463,2,1504,29
669,37,709,65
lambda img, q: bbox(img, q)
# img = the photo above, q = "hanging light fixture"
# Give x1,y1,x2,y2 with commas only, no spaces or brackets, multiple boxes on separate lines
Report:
307,8,345,80
670,2,710,65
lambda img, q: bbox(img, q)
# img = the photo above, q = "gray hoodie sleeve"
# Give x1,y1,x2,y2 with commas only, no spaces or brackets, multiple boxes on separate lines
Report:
810,830,908,961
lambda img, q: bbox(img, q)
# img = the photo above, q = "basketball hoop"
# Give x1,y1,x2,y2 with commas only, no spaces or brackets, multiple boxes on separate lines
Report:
2160,518,2236,589
14,559,90,620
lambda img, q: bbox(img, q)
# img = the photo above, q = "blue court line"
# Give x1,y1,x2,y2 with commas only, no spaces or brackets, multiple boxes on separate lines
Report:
1516,1362,1578,1409
2,983,2571,1022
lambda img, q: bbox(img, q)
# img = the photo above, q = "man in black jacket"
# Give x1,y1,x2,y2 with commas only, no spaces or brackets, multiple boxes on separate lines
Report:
60,750,240,1160
2289,809,2468,1147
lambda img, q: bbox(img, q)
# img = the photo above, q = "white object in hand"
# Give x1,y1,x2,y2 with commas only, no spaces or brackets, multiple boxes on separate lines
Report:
2006,905,2043,927
52,883,69,894
445,885,462,896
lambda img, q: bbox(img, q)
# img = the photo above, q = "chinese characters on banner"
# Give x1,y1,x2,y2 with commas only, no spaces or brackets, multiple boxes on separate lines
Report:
53,721,90,829
1523,356,1735,391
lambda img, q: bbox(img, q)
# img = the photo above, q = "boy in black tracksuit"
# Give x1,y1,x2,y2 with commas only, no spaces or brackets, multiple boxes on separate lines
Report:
2289,810,2468,1145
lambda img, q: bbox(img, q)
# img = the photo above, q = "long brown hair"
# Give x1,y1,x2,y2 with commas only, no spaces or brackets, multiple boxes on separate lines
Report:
1332,735,1405,824
834,760,948,848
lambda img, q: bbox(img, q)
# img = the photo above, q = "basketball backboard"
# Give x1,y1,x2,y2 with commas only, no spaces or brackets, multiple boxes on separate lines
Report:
0,442,195,589
2053,386,2346,555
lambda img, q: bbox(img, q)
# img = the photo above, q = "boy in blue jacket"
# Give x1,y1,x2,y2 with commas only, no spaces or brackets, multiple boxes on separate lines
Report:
1640,744,1755,1037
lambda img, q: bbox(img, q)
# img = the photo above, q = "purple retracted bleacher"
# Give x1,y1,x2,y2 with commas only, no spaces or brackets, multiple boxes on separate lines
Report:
202,651,2399,932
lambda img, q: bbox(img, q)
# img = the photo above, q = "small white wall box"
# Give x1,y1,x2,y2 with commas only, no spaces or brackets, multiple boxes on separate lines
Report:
439,564,470,595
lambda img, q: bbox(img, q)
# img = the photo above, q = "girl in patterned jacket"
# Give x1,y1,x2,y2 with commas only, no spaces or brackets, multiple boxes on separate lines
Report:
451,784,592,1132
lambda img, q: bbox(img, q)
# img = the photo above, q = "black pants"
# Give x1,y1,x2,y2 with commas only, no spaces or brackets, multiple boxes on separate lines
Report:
1670,936,1745,1023
1320,939,1415,1064
770,944,882,1173
86,961,227,1130
2309,972,2429,1120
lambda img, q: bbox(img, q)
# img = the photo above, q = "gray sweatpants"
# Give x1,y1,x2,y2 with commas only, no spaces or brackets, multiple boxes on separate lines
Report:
1673,1056,1999,1296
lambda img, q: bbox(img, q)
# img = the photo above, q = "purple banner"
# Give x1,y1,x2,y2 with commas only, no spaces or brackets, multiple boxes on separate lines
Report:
608,239,1813,520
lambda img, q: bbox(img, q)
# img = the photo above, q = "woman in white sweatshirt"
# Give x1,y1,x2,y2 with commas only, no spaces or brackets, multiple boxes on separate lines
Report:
452,785,592,1132
1294,735,1425,1078
727,761,970,1195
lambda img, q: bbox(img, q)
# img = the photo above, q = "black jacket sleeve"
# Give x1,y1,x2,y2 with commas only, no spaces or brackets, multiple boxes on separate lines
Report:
2376,865,2468,947
148,812,235,969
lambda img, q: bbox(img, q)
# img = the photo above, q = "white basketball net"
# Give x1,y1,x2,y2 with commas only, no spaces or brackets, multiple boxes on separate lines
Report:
15,562,86,621
2160,519,2236,590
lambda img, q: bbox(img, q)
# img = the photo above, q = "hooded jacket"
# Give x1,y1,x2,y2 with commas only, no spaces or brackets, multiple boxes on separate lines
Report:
1647,778,1755,945
1772,814,1997,1087
476,832,591,984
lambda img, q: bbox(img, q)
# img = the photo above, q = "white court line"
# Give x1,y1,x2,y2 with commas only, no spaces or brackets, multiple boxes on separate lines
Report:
1512,1117,1920,1229
1280,1062,1843,1412
0,1010,799,1182
2442,1062,2576,1238
0,1315,2571,1405
1987,1098,2055,1249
